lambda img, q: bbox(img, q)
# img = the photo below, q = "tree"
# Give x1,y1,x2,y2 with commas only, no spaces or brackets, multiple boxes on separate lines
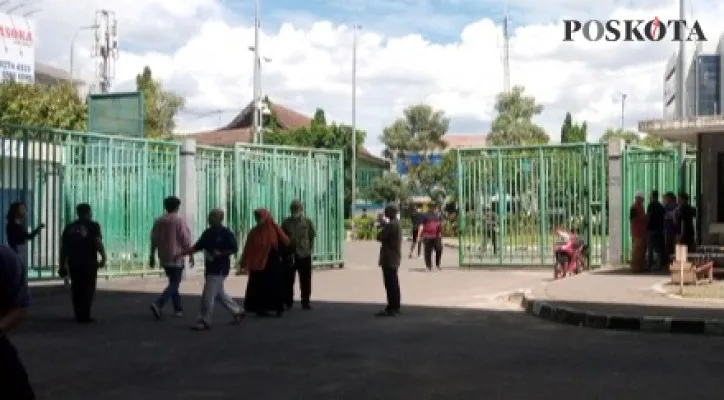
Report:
560,112,587,143
135,66,185,138
380,104,450,199
639,134,664,149
0,82,87,130
487,86,549,146
599,128,639,144
363,174,411,204
263,107,365,217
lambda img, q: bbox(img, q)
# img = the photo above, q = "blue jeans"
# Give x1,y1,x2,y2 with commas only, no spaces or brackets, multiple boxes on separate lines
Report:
155,266,184,312
646,231,665,270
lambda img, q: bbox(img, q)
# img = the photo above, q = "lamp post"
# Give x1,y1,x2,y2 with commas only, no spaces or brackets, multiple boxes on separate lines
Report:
251,0,261,143
249,46,271,143
70,25,98,83
350,25,361,229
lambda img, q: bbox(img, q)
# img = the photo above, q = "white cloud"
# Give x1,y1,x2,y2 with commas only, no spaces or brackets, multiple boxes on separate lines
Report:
21,0,724,155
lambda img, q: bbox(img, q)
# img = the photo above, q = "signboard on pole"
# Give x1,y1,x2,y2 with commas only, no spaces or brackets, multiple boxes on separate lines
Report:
87,91,145,137
0,12,35,83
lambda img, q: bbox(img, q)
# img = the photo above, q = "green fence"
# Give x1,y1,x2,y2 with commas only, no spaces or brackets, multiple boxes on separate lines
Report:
195,144,345,268
620,146,697,261
456,143,608,266
0,125,179,280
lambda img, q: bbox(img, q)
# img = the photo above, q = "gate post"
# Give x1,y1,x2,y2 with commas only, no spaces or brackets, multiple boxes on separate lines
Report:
179,139,198,236
606,139,625,265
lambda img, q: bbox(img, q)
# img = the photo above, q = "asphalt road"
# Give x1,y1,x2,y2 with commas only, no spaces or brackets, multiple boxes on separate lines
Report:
12,242,724,399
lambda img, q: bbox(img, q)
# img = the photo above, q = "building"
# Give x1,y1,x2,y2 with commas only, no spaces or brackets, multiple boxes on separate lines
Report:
189,100,390,211
664,35,724,118
395,134,487,175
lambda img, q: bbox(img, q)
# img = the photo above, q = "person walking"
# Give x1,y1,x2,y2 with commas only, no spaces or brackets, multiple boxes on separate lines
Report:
0,244,35,399
484,203,498,255
676,192,697,252
418,203,444,271
281,200,316,310
645,190,666,271
175,209,244,331
408,205,424,259
629,192,647,273
238,208,290,317
149,196,193,319
5,201,44,267
58,204,106,323
376,204,402,317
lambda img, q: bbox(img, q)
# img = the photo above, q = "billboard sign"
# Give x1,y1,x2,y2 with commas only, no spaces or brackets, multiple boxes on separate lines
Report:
0,12,35,83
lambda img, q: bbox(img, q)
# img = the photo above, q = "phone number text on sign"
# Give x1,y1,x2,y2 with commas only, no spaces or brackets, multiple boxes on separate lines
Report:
0,59,33,83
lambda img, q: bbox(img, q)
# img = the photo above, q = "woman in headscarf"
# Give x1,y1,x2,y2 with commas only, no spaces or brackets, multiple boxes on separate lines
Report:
5,201,44,267
237,208,291,317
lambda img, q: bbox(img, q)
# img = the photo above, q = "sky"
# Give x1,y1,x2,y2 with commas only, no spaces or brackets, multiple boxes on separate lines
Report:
13,0,724,155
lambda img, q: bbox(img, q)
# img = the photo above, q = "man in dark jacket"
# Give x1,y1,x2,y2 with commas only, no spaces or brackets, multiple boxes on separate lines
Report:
376,204,402,317
59,203,106,323
281,200,316,310
0,244,35,399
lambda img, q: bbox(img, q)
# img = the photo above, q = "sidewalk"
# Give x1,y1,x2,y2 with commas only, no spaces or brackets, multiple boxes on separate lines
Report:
521,269,724,335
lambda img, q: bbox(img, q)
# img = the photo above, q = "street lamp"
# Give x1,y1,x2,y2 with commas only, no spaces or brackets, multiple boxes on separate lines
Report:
350,25,361,228
70,24,98,83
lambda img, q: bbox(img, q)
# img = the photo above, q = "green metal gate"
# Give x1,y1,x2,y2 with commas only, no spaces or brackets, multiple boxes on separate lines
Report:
195,144,345,268
1,125,179,280
456,143,608,266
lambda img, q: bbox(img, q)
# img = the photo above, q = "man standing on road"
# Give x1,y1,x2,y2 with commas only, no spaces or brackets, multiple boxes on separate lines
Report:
376,204,402,317
418,203,444,271
646,190,666,270
59,203,106,323
629,192,647,273
0,244,35,399
149,196,193,319
408,205,424,259
676,192,697,252
663,192,678,269
281,200,316,310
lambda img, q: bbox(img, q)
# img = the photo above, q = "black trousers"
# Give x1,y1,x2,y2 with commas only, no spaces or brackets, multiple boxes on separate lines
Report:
285,255,312,306
381,266,401,311
69,264,98,322
0,335,35,399
409,228,421,256
485,227,497,254
423,237,443,269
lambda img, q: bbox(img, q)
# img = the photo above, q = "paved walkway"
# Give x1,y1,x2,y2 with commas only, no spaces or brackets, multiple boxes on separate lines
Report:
527,269,724,320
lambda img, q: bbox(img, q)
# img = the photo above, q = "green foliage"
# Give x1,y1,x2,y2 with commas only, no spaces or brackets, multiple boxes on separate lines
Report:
345,216,377,240
0,82,87,130
135,66,185,139
599,128,664,148
263,107,365,217
487,86,549,146
560,112,587,143
380,103,451,199
363,173,411,204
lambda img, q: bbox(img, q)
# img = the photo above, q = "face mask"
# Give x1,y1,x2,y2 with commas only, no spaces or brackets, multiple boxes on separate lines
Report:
14,218,23,224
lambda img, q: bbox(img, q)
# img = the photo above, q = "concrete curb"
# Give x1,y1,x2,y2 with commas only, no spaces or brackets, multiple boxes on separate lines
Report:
519,290,724,336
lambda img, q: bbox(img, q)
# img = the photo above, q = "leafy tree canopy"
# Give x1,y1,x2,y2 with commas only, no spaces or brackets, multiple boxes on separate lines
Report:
135,66,185,139
363,174,411,204
381,103,449,159
487,86,549,146
0,82,87,130
560,112,587,143
599,128,664,149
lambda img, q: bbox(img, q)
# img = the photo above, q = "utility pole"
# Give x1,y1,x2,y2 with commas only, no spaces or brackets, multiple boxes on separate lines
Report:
502,5,511,93
620,93,627,130
350,25,361,228
70,24,98,83
92,10,119,93
676,0,686,118
251,0,261,143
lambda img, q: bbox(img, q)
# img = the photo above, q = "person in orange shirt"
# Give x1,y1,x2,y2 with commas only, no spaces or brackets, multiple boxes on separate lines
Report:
629,192,647,272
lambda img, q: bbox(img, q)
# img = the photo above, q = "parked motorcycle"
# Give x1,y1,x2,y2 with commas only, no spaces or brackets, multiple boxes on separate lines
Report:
553,229,589,279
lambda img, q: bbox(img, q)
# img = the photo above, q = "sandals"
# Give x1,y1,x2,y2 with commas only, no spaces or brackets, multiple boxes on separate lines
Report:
191,321,212,331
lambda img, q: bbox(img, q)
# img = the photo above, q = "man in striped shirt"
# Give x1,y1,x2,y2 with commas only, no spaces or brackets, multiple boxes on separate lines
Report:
149,196,193,319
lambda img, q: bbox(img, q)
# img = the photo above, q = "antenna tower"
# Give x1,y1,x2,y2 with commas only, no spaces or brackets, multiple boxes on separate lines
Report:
502,6,511,93
92,10,119,93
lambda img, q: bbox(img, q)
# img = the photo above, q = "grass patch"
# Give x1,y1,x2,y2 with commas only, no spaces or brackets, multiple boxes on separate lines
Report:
666,280,724,299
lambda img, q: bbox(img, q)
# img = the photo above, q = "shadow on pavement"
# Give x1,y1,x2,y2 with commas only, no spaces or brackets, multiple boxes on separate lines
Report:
10,286,724,400
529,298,724,321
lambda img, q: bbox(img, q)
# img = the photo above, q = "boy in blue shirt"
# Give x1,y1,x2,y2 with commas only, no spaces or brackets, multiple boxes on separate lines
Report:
176,209,244,331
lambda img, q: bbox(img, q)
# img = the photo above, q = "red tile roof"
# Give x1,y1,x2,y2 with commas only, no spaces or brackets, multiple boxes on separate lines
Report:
189,100,389,167
443,134,488,149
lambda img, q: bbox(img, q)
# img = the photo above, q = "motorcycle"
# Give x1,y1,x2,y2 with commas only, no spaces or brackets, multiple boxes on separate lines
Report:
553,229,589,279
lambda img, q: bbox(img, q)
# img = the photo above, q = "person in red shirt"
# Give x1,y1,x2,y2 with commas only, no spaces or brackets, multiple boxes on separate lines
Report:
417,203,444,271
629,192,647,272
